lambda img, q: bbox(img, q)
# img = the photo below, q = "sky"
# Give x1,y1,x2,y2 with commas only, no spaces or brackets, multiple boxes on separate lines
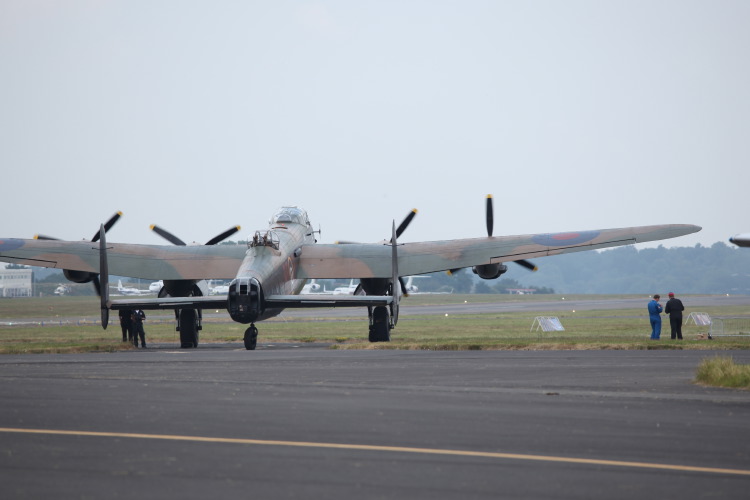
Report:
1,1,748,250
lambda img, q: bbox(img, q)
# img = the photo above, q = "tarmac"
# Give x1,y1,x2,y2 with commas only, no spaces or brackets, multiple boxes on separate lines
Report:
1,346,749,499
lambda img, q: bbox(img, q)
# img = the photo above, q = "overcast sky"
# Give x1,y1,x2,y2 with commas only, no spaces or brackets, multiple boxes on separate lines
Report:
1,1,748,250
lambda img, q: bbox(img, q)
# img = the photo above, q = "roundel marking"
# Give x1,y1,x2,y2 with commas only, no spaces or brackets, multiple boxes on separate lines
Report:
0,239,25,251
532,231,601,247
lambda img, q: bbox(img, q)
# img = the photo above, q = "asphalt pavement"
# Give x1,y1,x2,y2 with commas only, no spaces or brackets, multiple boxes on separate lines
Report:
1,347,749,499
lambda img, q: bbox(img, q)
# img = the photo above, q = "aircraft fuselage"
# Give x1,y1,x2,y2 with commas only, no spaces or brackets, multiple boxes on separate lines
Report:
227,210,315,324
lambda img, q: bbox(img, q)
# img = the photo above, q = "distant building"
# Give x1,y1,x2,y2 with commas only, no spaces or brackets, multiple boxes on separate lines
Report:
507,288,536,295
0,268,33,297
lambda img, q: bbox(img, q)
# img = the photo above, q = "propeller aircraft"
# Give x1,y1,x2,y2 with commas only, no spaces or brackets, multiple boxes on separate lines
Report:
0,196,701,350
113,279,152,296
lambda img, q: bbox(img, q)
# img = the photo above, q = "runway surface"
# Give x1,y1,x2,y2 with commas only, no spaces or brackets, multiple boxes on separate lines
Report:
1,347,750,499
268,293,750,321
4,294,749,326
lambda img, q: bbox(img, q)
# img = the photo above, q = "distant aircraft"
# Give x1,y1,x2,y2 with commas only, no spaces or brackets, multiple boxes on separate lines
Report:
113,279,152,296
209,281,230,295
332,279,358,295
729,234,750,247
300,279,331,294
148,280,163,294
0,196,701,350
53,284,70,296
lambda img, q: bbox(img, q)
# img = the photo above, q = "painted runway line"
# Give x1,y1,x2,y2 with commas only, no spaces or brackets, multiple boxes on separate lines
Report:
2,427,749,477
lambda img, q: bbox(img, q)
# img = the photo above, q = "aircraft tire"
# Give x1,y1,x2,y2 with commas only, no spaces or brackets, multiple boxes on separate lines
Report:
369,306,390,342
244,326,258,350
179,309,199,348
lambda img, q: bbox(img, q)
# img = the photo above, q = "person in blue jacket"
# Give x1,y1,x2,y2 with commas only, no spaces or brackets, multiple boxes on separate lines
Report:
647,294,663,340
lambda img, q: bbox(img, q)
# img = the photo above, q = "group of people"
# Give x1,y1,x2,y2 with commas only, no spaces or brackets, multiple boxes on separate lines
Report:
118,309,147,348
118,295,687,345
647,292,685,340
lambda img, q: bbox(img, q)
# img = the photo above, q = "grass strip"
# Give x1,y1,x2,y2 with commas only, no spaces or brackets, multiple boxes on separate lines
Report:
1,295,748,353
695,356,750,389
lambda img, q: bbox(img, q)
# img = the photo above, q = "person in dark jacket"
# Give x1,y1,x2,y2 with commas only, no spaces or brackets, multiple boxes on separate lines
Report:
647,294,663,340
131,309,147,348
119,309,133,343
664,292,685,340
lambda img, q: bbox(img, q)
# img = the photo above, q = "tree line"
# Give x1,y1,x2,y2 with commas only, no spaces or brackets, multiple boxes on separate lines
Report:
498,242,750,295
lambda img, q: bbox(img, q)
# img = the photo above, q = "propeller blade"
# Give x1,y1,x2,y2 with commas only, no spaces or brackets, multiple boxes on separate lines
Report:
92,211,123,242
486,194,494,237
488,195,539,273
391,220,400,326
92,275,101,297
514,259,538,272
398,276,409,298
395,209,418,240
151,225,187,246
98,224,110,329
205,226,241,245
34,211,122,242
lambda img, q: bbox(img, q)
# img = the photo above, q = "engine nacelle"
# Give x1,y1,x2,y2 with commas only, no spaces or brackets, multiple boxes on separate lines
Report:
63,269,98,284
472,263,508,280
228,277,263,324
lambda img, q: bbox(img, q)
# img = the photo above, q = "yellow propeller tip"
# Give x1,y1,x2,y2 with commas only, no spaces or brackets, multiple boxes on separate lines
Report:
149,224,156,230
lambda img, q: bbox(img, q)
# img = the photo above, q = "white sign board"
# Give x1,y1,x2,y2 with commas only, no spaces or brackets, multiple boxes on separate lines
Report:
531,316,565,332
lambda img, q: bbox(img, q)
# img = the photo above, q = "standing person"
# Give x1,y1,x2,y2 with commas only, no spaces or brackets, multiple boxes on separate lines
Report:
118,309,133,343
131,309,147,348
647,294,663,340
664,292,685,340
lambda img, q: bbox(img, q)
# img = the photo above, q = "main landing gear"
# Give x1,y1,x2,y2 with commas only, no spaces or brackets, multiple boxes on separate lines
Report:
178,309,200,348
368,305,391,343
244,325,258,350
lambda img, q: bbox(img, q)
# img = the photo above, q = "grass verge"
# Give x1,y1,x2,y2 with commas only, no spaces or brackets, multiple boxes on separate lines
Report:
1,294,749,354
695,356,750,389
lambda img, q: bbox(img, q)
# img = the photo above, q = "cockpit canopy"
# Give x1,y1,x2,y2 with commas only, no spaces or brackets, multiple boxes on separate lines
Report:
269,207,310,227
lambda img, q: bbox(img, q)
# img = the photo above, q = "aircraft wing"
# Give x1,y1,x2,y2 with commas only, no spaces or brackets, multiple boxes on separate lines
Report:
0,239,247,280
106,294,392,311
296,224,701,279
108,296,229,311
729,233,750,248
1,224,700,282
